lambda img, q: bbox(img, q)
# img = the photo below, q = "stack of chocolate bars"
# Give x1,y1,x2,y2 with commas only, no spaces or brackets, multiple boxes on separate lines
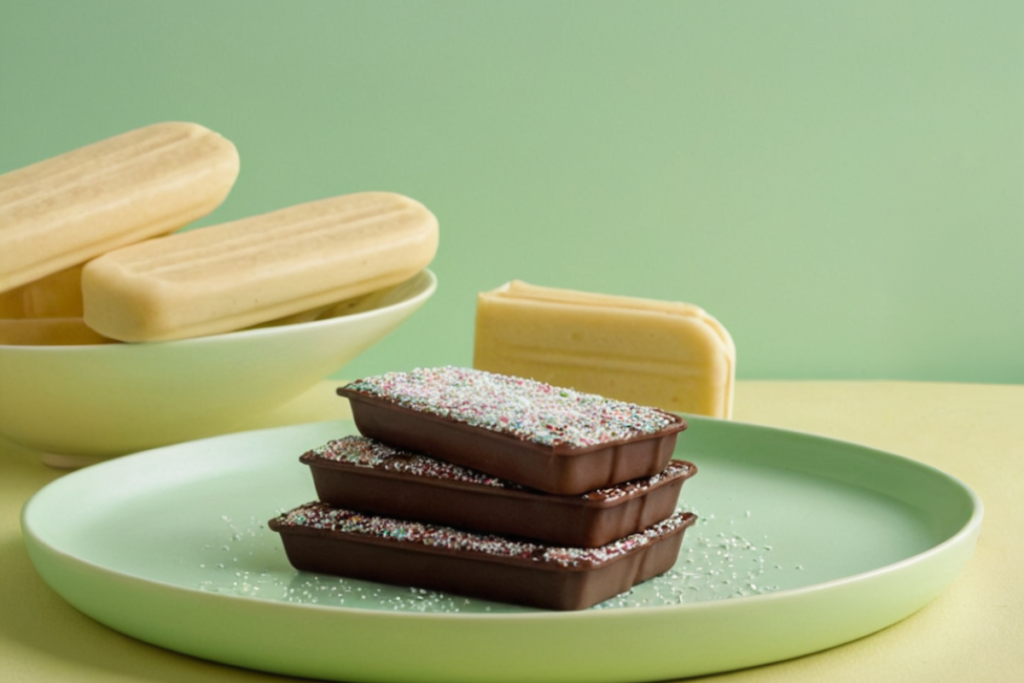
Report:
269,367,699,610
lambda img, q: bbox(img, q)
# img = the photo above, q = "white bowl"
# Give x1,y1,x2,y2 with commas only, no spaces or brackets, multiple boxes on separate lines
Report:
0,270,436,462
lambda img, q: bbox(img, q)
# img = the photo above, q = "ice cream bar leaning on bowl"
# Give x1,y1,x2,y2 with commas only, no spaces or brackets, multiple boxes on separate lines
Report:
0,122,240,293
0,121,239,346
81,192,439,342
0,123,440,461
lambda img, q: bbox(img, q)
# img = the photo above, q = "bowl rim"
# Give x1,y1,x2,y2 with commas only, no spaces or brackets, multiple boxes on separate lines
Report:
0,269,437,353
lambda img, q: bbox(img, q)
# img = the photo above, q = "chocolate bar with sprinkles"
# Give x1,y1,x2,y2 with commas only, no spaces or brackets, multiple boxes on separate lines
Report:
269,502,697,610
337,367,688,495
301,436,697,547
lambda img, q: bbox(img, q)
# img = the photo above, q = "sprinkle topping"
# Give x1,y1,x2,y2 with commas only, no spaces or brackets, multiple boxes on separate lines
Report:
342,367,681,448
303,435,694,500
305,436,510,489
273,502,693,568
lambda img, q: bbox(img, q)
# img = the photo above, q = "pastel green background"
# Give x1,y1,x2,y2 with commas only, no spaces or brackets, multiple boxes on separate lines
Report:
2,1,1021,383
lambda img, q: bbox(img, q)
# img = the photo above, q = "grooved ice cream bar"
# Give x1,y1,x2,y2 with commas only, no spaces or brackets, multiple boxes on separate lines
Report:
0,265,85,319
269,502,696,610
337,367,687,495
82,191,438,341
302,435,697,547
0,318,115,345
475,280,736,418
0,122,239,292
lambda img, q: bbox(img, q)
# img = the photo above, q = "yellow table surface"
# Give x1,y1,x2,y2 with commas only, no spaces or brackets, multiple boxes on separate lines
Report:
1,380,1020,682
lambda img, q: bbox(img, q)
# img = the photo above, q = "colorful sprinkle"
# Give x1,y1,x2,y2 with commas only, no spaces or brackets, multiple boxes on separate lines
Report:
273,502,693,569
305,436,510,489
304,435,693,500
342,367,681,448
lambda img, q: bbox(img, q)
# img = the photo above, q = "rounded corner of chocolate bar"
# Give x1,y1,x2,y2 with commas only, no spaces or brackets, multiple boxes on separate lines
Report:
673,459,698,480
335,385,361,401
668,413,689,433
677,511,699,531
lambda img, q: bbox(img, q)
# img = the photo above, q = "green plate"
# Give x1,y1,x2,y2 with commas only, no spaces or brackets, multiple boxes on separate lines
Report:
21,417,982,682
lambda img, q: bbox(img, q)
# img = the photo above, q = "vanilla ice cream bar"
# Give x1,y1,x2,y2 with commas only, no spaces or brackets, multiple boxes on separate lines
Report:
0,266,102,345
0,265,85,319
0,318,115,346
82,192,439,341
0,287,22,318
18,265,85,317
0,122,239,292
474,281,735,418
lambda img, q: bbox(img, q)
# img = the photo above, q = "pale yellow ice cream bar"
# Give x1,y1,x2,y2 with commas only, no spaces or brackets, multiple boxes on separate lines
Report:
0,121,239,292
474,281,735,418
0,265,85,318
82,192,439,342
0,286,23,318
0,318,115,346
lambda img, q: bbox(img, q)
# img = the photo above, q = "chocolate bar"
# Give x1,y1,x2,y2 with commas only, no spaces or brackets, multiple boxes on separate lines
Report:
301,436,697,547
337,367,687,495
269,502,697,610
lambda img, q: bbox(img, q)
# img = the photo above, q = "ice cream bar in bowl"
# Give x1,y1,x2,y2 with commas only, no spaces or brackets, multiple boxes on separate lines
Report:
0,124,439,465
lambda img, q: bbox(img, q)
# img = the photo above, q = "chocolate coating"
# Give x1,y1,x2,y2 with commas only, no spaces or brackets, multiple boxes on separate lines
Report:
302,436,697,547
269,503,697,611
338,368,687,494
